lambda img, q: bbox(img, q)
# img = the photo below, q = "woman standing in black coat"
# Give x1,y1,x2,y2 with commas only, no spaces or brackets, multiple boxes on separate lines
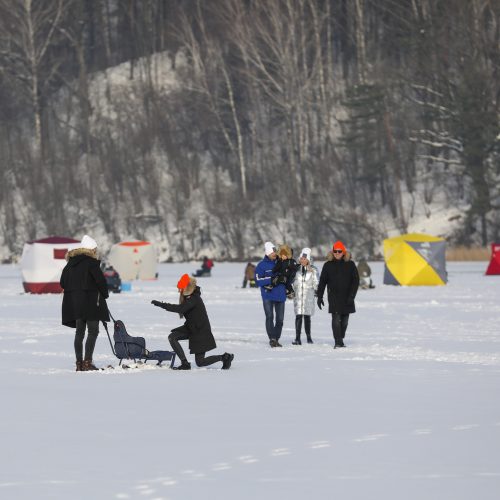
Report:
317,241,359,348
60,235,110,371
152,274,234,370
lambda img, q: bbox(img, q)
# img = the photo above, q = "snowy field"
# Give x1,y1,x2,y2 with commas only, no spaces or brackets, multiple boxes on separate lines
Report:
1,261,499,500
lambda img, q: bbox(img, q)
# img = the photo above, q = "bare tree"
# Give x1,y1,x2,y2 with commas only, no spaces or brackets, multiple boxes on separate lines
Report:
0,0,69,157
174,3,249,198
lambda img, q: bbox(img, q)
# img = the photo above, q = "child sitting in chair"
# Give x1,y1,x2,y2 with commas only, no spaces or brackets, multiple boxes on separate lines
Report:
151,274,234,370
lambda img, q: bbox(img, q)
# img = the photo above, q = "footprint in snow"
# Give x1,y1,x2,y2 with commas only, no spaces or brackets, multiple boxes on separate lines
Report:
452,424,479,431
353,433,388,442
412,429,432,435
309,440,331,449
212,462,232,471
271,448,291,456
239,455,259,464
135,485,156,495
161,478,177,486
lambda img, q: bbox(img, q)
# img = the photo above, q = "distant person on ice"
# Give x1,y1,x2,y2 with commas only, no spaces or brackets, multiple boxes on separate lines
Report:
151,274,234,370
255,241,286,347
193,256,214,277
357,258,375,289
60,235,110,371
242,262,257,288
292,247,319,345
317,241,359,348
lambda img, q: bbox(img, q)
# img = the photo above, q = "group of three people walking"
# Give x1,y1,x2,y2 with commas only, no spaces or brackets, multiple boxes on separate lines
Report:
255,240,359,348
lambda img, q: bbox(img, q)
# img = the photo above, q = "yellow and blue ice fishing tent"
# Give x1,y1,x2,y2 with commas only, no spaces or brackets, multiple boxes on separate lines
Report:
383,233,447,286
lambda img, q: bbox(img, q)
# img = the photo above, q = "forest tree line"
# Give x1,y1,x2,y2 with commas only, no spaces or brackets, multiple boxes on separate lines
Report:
0,0,498,260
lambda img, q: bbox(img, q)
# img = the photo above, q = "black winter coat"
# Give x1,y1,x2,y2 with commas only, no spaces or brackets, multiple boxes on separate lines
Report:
158,287,217,354
60,250,110,328
317,253,359,314
273,257,299,283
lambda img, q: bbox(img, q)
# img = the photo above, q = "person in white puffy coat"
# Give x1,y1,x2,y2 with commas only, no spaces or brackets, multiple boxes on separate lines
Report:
292,247,319,344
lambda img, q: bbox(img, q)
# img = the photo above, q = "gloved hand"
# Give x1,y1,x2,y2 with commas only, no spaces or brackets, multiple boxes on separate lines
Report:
151,300,163,307
272,275,287,286
317,297,324,310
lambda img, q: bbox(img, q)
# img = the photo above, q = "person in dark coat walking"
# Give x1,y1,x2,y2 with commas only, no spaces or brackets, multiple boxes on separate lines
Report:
317,241,359,348
60,235,110,371
151,274,234,370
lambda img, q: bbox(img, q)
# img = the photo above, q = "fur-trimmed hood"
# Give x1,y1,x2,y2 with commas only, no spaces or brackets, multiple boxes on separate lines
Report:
181,277,198,297
66,248,98,261
278,244,293,259
326,250,352,262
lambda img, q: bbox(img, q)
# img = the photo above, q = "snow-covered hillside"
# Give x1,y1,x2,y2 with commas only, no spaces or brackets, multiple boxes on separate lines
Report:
1,262,499,499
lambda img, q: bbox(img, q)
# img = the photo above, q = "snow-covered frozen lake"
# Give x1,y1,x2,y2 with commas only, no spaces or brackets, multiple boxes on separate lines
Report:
1,261,499,500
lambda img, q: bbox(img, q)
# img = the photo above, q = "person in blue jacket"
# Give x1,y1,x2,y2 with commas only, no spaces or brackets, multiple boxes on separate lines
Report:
255,241,287,347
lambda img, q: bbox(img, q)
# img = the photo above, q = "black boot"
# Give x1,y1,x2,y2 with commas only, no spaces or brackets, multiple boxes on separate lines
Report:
172,360,191,370
293,316,302,345
222,353,234,370
304,315,313,343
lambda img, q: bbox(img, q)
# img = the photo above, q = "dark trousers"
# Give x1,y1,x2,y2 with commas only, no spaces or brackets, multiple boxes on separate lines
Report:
74,319,99,361
331,313,349,345
262,300,285,340
295,315,311,340
168,328,222,367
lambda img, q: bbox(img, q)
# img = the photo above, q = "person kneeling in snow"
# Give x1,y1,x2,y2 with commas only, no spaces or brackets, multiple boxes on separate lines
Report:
151,274,234,370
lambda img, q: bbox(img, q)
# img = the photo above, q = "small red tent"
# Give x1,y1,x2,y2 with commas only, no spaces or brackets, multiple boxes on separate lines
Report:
485,243,500,275
21,236,80,293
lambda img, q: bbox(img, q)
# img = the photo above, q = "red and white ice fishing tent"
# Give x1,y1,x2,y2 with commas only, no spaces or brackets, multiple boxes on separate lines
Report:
108,241,158,280
485,243,500,275
21,237,80,293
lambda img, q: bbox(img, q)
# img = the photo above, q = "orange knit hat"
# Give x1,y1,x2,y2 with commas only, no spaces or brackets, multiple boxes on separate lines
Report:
333,241,346,254
177,273,190,290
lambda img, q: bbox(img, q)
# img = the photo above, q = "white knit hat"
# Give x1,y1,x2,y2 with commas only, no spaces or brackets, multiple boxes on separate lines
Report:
264,241,276,256
81,234,97,250
300,247,311,261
